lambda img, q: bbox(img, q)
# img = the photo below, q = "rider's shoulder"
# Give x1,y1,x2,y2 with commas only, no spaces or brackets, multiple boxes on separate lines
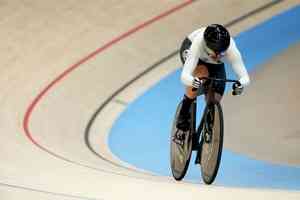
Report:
224,38,243,60
187,27,206,40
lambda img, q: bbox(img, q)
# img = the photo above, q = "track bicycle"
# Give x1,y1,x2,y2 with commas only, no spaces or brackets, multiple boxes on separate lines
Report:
170,77,241,184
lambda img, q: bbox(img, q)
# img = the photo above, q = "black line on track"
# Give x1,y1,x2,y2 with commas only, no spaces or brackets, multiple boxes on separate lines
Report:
84,0,283,172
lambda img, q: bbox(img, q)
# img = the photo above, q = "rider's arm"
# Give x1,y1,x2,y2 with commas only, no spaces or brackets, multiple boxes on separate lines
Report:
225,39,250,86
181,36,202,87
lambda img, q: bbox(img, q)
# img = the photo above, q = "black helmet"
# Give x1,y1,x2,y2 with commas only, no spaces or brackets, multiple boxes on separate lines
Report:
204,24,230,53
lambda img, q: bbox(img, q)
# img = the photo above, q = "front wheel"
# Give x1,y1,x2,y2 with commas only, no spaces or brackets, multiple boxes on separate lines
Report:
200,102,224,184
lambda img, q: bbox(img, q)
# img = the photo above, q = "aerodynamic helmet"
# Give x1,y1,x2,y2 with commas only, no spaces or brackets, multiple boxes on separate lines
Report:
204,24,230,53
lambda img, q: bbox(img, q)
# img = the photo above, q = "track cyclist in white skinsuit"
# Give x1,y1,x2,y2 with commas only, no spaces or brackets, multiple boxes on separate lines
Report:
176,24,250,131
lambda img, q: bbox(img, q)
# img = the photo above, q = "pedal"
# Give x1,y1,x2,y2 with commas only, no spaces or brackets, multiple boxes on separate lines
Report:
172,136,184,146
172,130,185,146
204,131,212,143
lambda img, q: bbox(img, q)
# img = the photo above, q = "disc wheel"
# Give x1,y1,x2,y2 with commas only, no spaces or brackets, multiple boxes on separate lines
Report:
170,102,193,181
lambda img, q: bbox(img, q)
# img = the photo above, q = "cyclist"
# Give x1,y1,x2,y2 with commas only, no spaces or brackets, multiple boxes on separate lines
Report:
176,24,250,131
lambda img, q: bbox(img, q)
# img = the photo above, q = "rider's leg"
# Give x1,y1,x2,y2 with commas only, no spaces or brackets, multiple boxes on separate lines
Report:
196,64,225,164
204,91,222,132
176,64,209,131
186,64,209,98
203,63,226,131
205,91,222,104
204,62,226,104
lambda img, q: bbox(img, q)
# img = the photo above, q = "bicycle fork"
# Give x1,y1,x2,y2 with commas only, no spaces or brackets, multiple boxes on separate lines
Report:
194,104,215,164
191,100,201,151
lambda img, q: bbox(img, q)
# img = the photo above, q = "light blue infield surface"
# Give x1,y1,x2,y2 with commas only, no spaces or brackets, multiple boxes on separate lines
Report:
109,5,300,190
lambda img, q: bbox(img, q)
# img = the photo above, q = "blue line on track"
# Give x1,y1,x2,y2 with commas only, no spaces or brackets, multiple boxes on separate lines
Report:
109,5,300,190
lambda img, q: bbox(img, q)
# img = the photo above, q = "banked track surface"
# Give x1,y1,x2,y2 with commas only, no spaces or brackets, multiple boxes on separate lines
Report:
0,0,299,199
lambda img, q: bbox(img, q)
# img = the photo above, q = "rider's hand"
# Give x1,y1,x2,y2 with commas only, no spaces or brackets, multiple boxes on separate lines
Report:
192,77,202,89
232,82,244,95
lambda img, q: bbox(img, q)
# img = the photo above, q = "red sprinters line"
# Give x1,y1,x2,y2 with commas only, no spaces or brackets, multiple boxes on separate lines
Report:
23,1,194,150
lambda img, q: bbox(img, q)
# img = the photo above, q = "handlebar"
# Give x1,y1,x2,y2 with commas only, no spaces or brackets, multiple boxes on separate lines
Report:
197,77,240,84
192,77,241,92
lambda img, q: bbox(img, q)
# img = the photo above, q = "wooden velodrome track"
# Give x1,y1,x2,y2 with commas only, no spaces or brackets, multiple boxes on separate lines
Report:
1,0,299,199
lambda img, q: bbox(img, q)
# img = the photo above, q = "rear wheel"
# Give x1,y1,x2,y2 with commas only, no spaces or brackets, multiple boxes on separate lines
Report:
200,102,224,184
170,102,193,181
